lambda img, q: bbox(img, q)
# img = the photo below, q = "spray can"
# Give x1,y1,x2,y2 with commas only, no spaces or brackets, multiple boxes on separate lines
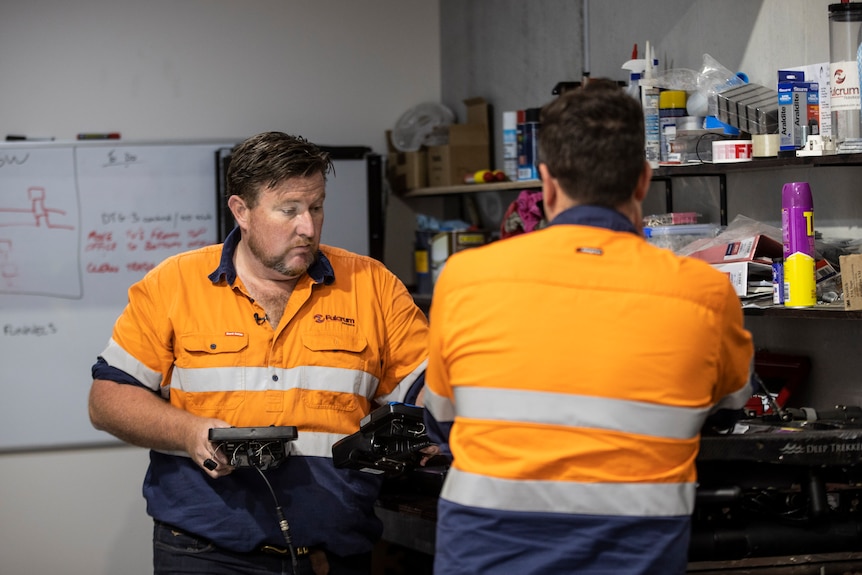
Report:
502,111,518,181
517,107,541,181
781,182,816,307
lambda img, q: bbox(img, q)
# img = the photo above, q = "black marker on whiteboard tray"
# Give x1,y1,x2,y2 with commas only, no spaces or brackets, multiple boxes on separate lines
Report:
77,132,121,140
6,135,56,141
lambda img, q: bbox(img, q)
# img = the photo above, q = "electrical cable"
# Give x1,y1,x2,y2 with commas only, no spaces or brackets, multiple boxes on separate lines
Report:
214,439,300,573
695,132,723,163
254,464,300,575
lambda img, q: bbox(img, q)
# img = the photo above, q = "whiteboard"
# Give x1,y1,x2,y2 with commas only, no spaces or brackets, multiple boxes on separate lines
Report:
0,140,236,452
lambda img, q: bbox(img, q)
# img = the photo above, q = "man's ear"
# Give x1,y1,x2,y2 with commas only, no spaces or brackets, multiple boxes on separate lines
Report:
227,195,248,228
634,161,652,203
539,163,558,220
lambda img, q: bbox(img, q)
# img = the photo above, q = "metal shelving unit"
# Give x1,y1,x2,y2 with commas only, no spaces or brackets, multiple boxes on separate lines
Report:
403,154,862,320
401,179,541,198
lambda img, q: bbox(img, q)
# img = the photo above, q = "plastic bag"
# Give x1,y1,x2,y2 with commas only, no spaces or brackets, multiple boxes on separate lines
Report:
676,214,779,258
641,68,700,92
638,54,745,117
687,54,747,117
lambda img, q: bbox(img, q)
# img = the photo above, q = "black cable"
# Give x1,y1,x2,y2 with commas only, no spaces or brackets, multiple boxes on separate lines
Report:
212,437,300,572
254,464,299,574
696,132,723,163
752,371,790,421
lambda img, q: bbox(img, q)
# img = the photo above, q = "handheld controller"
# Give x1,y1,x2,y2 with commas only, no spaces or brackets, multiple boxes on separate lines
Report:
331,403,432,476
208,426,298,470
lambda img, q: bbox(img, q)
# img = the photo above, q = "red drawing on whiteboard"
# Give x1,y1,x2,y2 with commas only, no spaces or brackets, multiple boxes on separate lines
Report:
0,186,75,229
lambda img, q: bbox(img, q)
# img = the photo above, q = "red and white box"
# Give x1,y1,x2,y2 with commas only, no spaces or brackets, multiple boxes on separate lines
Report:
712,140,753,163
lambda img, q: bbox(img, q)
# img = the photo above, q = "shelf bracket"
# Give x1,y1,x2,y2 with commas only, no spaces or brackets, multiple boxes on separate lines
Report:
652,173,728,227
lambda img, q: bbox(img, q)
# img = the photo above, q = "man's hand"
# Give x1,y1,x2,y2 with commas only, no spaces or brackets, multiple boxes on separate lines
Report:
418,444,443,466
190,418,234,478
88,379,238,478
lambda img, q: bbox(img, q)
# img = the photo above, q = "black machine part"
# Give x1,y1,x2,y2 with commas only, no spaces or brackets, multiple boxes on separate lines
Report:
692,406,862,563
332,403,432,476
208,426,298,470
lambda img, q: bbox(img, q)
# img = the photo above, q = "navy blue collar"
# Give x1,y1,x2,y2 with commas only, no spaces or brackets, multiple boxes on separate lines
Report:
207,227,335,286
547,205,639,235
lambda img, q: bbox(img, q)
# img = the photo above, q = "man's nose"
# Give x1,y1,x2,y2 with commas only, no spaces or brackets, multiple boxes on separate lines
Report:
295,209,315,237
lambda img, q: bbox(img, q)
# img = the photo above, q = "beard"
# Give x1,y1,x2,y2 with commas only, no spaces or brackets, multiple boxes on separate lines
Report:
245,232,316,279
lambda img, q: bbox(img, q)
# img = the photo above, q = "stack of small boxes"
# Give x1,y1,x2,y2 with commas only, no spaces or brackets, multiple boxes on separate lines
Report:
385,98,492,193
715,83,779,136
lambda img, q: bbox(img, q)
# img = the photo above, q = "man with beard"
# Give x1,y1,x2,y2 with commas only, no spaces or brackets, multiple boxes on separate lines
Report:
89,132,429,575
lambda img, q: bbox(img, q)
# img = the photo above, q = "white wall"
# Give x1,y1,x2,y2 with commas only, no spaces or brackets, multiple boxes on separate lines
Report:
0,0,440,152
0,2,440,574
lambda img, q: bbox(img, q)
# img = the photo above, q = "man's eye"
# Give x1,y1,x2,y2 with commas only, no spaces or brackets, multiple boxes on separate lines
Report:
311,205,323,213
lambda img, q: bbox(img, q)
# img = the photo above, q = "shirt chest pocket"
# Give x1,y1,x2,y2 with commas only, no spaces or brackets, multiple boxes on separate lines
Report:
175,333,249,369
300,333,370,370
299,333,373,411
173,333,249,414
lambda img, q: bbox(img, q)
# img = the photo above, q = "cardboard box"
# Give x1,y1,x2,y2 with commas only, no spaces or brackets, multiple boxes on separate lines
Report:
840,254,862,310
385,130,426,193
687,234,783,265
781,65,831,138
426,97,491,187
688,234,783,298
779,81,819,151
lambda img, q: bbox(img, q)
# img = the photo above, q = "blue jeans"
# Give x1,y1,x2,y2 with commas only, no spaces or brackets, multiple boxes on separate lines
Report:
153,521,372,575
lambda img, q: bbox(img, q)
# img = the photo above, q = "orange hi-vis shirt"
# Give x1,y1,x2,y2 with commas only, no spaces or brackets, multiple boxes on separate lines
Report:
424,206,754,575
95,228,429,554
102,241,428,441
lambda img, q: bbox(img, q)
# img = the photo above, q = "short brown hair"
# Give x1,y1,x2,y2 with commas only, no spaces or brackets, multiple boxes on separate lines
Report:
538,79,645,208
226,132,333,207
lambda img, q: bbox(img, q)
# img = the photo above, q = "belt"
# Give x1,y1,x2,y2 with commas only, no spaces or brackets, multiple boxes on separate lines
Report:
257,544,313,557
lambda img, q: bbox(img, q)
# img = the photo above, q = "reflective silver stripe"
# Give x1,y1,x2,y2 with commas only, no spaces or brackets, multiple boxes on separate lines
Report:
170,365,379,398
442,468,695,517
291,431,345,458
377,359,428,404
424,385,456,424
454,387,709,440
713,378,753,412
99,339,163,392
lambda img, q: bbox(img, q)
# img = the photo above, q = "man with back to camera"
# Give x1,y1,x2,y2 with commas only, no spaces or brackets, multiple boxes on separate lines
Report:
422,79,755,575
88,131,429,575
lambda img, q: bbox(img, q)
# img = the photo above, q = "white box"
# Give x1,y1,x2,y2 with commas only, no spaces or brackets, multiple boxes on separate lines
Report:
713,261,774,298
